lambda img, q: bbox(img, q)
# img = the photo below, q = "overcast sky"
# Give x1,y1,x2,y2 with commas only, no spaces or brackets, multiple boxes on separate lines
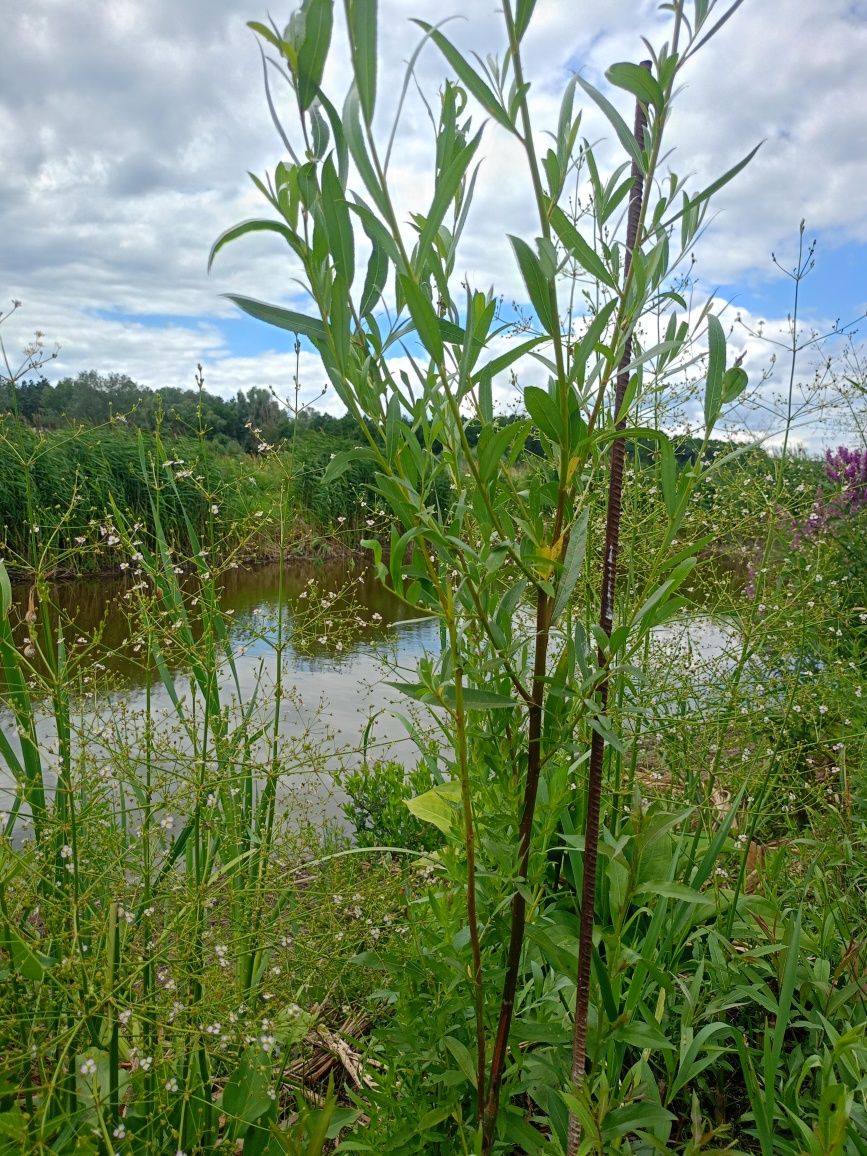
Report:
2,0,866,448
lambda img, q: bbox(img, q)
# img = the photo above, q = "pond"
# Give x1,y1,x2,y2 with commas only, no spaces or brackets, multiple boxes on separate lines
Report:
1,558,741,827
0,559,441,824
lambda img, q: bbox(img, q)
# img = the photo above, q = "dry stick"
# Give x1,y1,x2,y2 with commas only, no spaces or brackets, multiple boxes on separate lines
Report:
566,66,651,1156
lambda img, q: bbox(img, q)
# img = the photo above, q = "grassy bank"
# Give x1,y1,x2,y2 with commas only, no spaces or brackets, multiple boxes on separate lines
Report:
0,429,864,1152
0,416,387,578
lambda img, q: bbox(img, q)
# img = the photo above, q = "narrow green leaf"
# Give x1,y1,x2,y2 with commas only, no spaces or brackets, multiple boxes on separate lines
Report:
703,314,726,430
321,154,355,285
550,206,617,289
295,0,334,112
635,880,710,905
343,86,389,217
444,1036,477,1088
445,686,515,710
476,419,530,484
551,507,590,624
509,235,556,334
225,295,327,343
208,218,304,272
514,0,538,41
659,436,678,518
667,142,762,228
321,447,373,485
412,21,514,132
0,560,10,617
346,0,377,123
602,1103,676,1140
768,912,801,1105
359,235,389,317
247,20,284,53
315,90,349,188
575,74,645,171
670,1022,734,1099
398,275,444,363
415,127,484,275
475,336,546,388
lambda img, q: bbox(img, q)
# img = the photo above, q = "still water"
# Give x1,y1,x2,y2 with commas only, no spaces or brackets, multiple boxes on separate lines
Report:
0,560,442,820
1,559,738,823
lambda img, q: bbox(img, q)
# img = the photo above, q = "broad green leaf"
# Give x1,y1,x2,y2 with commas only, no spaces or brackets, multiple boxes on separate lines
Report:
509,236,556,334
208,217,304,272
346,0,377,123
576,74,645,171
398,275,443,363
411,22,514,132
222,1047,273,1129
721,364,748,404
444,1036,477,1087
550,206,617,289
405,780,461,834
0,1106,28,1144
606,61,663,112
321,154,355,285
817,1082,851,1154
602,1102,676,1140
703,314,726,430
224,295,327,344
7,926,56,981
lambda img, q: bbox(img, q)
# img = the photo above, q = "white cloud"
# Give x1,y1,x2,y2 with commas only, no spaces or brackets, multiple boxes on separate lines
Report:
1,0,865,448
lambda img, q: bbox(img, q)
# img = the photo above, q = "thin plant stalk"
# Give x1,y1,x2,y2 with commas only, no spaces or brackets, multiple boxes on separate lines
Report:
567,67,650,1156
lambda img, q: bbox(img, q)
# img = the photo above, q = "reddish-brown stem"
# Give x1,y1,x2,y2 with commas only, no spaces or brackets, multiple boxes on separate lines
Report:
566,65,651,1156
481,586,550,1150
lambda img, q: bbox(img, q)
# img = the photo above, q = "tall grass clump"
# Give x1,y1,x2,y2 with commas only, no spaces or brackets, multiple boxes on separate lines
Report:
0,429,417,1152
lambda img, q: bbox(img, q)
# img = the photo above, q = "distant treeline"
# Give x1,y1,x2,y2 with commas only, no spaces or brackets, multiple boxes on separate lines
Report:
2,371,358,455
5,369,823,476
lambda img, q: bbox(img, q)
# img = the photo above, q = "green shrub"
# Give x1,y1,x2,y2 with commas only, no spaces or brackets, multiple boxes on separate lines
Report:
336,758,442,852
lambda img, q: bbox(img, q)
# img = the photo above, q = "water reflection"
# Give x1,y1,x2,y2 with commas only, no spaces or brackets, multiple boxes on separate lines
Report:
1,560,442,817
4,559,438,690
